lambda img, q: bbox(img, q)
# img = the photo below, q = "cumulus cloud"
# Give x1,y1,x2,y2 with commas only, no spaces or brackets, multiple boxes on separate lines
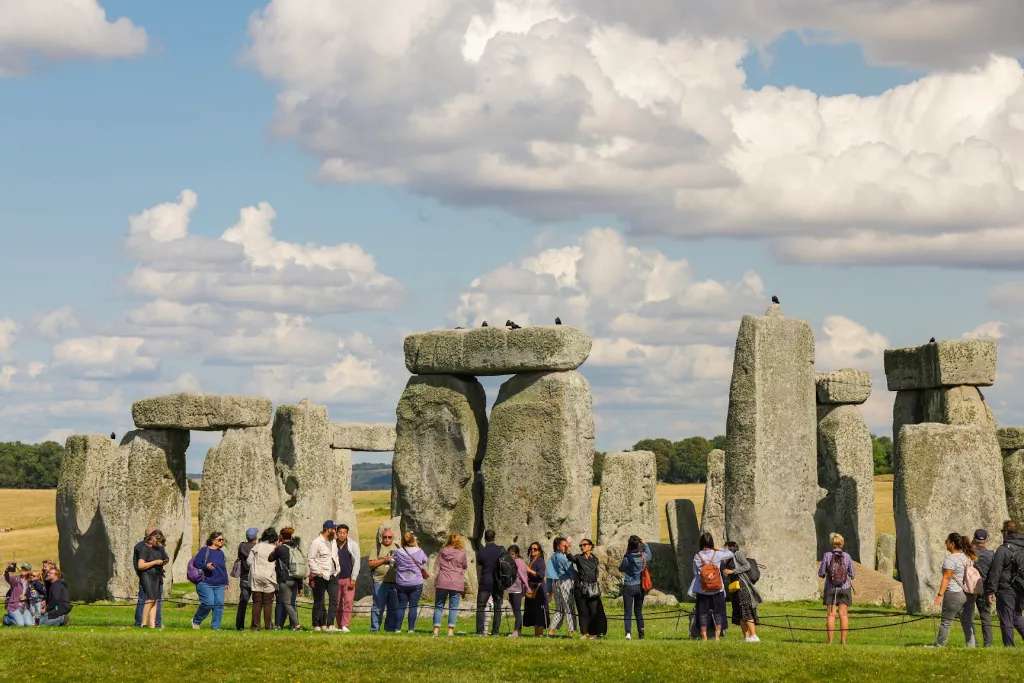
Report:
126,190,403,314
35,307,80,339
0,318,16,354
0,0,147,77
245,2,1024,268
52,336,159,379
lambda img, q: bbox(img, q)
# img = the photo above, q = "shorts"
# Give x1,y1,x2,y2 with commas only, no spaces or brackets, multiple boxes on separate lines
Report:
823,587,852,606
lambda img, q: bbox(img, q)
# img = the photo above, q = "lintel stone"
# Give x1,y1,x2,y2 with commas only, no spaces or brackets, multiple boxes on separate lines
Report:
132,393,272,430
404,325,591,376
330,422,396,452
883,340,996,391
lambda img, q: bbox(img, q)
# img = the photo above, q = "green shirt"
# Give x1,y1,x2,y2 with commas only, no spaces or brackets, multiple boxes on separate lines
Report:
372,545,397,582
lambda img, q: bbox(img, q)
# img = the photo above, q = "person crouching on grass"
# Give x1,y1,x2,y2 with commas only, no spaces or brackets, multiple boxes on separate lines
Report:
818,532,854,645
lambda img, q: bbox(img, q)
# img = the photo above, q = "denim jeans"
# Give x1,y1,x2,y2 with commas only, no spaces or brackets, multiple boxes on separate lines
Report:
275,579,300,628
433,588,462,628
622,584,645,636
372,581,394,632
193,582,225,629
389,583,423,632
934,590,973,646
134,585,162,627
6,608,34,627
38,613,66,626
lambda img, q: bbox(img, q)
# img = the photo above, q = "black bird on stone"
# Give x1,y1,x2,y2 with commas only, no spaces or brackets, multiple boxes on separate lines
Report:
555,317,562,325
929,337,936,343
771,295,780,304
110,432,116,440
506,319,522,330
481,321,488,327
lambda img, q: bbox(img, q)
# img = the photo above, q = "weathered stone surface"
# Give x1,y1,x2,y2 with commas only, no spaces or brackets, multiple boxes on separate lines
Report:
597,451,658,546
816,369,871,405
921,386,995,427
884,340,996,391
393,375,486,554
819,561,904,608
199,425,280,599
611,589,678,607
270,400,336,553
895,423,1007,613
594,542,679,597
132,392,272,430
404,325,592,376
1005,449,1024,523
57,435,118,601
666,499,700,599
481,370,594,546
815,404,875,568
724,307,819,601
106,429,190,600
172,487,193,583
700,449,725,543
998,427,1024,453
329,422,396,452
876,533,897,579
333,448,359,543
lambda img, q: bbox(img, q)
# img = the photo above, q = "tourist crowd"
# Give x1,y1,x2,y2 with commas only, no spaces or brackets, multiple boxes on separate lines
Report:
7,518,1024,647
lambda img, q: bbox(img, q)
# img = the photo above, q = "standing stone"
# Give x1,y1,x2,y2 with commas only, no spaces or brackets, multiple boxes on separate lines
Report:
404,326,592,376
594,542,679,597
132,393,272,430
894,423,1007,613
666,499,700,598
481,370,594,547
105,429,190,600
333,447,359,542
891,387,996,471
724,304,819,601
816,404,875,567
1004,449,1024,523
56,435,118,601
172,486,193,582
271,400,336,552
199,426,280,599
393,375,486,554
876,533,897,578
597,451,658,546
998,427,1024,453
700,448,725,543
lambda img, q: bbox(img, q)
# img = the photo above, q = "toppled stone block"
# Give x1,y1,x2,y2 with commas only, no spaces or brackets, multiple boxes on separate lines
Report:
816,369,871,405
481,370,594,546
816,405,875,568
329,422,396,452
597,451,658,546
393,375,486,554
404,325,592,376
725,308,819,601
667,499,700,598
1005,449,1024,523
700,449,725,543
998,427,1024,453
876,533,897,579
895,423,1007,613
132,393,272,430
884,340,996,391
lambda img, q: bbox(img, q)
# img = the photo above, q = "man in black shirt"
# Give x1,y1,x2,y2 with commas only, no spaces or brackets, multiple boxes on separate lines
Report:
133,527,159,627
476,529,506,635
235,527,259,630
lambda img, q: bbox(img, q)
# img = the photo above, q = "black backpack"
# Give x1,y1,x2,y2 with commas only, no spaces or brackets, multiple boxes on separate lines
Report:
746,557,761,584
1008,544,1024,594
495,551,517,591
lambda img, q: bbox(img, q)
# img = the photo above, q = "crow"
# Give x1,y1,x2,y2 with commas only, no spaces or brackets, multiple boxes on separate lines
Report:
555,317,562,325
110,432,116,440
454,326,464,330
506,319,522,330
929,337,936,343
771,295,780,305
481,321,488,327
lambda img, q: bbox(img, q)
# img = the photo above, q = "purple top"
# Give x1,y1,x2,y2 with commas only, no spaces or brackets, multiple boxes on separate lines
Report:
508,557,530,594
393,545,429,587
5,571,25,614
434,546,468,592
818,549,854,591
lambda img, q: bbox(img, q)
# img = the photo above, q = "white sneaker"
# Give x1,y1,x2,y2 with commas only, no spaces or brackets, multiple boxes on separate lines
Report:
325,625,338,632
313,626,322,632
625,632,632,640
191,622,200,630
745,635,760,643
341,626,351,633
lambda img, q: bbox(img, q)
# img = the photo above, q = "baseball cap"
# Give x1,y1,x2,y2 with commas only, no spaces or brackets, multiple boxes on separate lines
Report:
973,528,989,542
245,528,259,541
322,520,336,530
19,562,32,571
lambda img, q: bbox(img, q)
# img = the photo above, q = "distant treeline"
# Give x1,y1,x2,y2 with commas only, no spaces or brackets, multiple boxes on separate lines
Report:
594,434,895,485
0,441,64,488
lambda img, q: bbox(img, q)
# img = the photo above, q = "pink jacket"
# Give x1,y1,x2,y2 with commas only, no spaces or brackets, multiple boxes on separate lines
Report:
434,547,468,592
510,557,530,594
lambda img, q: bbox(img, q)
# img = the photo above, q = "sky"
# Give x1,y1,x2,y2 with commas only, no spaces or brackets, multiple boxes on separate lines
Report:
2,1,1024,473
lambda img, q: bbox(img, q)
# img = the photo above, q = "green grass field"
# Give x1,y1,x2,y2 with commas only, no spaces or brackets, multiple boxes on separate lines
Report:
1,594,1018,682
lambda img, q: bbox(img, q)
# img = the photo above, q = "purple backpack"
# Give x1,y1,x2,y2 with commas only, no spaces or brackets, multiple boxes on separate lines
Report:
187,548,209,584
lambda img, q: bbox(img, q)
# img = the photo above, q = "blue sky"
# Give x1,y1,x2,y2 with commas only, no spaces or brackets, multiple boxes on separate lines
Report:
2,1,1024,472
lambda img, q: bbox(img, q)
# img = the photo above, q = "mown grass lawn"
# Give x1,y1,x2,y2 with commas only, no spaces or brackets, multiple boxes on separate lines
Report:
1,596,1019,682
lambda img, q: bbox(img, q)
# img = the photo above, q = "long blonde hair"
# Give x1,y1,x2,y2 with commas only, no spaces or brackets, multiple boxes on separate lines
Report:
445,533,464,551
402,531,418,547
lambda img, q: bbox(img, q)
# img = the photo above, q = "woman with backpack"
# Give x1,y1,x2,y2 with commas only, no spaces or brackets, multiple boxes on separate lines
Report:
523,542,548,636
619,535,653,640
690,532,733,641
190,531,227,630
389,531,429,633
931,532,979,647
247,527,279,630
432,532,468,637
503,544,531,637
269,527,303,630
724,540,761,642
818,532,855,645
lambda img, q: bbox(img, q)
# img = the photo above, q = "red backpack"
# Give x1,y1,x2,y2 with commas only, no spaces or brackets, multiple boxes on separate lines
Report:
698,551,723,592
828,550,848,585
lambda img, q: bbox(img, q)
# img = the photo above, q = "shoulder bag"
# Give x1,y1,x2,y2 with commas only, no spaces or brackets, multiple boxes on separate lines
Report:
640,551,653,593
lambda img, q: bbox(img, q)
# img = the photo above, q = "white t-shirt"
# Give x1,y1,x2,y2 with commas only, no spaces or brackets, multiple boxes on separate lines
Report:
942,552,968,593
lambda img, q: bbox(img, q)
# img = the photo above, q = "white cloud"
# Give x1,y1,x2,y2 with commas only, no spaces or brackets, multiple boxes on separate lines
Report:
52,336,159,379
0,318,16,354
129,189,197,242
963,321,1006,341
0,0,147,77
0,365,15,390
35,307,80,339
246,2,1024,268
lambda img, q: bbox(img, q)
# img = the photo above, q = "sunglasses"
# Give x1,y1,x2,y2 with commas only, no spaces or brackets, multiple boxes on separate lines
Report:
382,535,394,539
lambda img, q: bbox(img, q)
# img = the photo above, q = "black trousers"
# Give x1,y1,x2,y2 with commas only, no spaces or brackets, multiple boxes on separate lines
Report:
996,589,1024,646
476,588,502,634
235,581,251,630
507,592,523,632
312,575,339,627
575,593,603,635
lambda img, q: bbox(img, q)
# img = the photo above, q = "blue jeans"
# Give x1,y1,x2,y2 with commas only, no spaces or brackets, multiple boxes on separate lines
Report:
5,608,34,626
135,585,162,627
389,584,423,632
433,588,462,628
39,613,66,626
372,581,394,632
193,582,225,629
